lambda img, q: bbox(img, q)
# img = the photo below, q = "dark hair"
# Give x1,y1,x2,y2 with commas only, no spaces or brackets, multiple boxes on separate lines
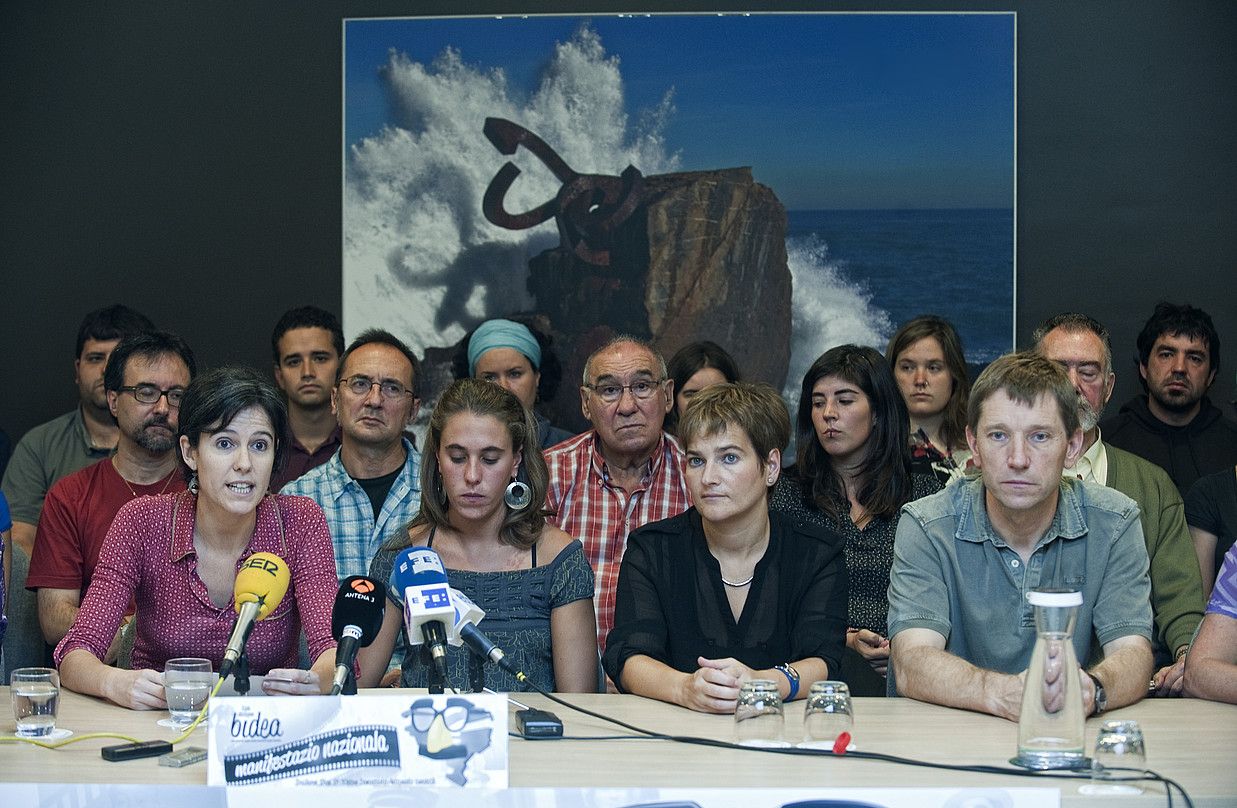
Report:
270,306,345,364
407,379,547,549
451,316,564,403
75,304,155,358
177,366,289,481
103,331,198,393
666,341,741,432
679,382,789,469
1135,302,1221,386
968,351,1081,436
338,328,421,396
885,316,971,452
795,344,912,521
1032,312,1114,376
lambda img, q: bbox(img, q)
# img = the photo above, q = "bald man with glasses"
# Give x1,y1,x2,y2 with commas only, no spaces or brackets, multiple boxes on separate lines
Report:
544,336,691,650
28,331,196,652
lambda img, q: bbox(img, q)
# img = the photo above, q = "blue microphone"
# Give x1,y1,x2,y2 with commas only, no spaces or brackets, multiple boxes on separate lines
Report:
391,547,454,681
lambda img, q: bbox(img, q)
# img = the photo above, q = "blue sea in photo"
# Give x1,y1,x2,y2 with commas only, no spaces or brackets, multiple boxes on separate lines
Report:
784,208,1013,383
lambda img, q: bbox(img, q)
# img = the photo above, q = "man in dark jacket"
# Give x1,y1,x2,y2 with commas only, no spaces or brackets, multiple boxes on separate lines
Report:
1102,302,1237,497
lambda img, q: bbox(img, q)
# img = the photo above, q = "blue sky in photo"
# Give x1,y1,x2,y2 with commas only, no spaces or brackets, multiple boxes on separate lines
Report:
344,13,1014,211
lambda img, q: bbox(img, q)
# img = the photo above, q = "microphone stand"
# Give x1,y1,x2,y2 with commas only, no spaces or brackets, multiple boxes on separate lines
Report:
233,650,251,696
341,667,358,696
468,648,485,694
424,645,445,695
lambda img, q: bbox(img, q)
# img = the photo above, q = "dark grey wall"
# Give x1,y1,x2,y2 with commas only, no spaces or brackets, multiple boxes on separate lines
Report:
2,1,1234,443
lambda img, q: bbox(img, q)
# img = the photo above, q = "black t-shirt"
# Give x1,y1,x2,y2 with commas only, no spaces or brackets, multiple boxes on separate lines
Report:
355,467,401,520
603,508,848,689
1185,467,1237,591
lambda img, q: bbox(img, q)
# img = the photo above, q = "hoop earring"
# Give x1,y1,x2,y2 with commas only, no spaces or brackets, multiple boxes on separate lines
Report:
504,480,532,511
188,474,199,495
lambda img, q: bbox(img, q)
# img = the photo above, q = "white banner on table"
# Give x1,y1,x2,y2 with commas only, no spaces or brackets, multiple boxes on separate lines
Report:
223,786,1060,807
206,693,507,788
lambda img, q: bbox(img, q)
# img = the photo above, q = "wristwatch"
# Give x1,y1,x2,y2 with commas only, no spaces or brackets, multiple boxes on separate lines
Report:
1088,670,1108,716
774,663,800,700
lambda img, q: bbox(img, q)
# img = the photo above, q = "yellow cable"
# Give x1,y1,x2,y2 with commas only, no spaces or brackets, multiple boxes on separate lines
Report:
0,674,226,750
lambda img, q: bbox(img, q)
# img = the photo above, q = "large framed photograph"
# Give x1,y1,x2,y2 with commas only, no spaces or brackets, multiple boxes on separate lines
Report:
343,13,1014,431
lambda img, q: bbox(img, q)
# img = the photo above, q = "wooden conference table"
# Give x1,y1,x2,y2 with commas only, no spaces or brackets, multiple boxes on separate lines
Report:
2,688,1234,806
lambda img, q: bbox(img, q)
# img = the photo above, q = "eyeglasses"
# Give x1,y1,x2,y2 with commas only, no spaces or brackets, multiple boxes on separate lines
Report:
584,378,665,403
119,385,185,407
339,374,414,400
407,702,469,732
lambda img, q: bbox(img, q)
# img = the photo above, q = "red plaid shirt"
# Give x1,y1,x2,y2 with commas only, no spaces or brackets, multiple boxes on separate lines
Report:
544,431,690,648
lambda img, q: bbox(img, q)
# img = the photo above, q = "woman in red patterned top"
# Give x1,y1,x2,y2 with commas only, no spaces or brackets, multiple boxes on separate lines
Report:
57,367,340,709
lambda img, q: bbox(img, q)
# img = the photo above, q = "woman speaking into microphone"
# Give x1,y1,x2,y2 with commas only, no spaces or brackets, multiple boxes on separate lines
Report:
56,367,340,709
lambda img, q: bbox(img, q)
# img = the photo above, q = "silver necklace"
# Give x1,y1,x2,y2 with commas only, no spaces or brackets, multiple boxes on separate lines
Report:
721,574,754,588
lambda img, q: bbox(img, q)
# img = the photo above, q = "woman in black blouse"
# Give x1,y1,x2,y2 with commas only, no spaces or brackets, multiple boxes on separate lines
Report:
769,345,940,694
604,383,848,714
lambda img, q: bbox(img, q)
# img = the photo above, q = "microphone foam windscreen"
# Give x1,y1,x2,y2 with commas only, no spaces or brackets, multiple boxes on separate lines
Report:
392,547,449,591
234,552,291,620
331,575,387,643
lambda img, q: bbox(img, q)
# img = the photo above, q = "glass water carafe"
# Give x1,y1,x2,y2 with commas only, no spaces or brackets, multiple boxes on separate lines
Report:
1012,589,1086,770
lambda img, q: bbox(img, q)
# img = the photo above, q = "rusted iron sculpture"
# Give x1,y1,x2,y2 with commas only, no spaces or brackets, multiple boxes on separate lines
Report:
481,117,644,266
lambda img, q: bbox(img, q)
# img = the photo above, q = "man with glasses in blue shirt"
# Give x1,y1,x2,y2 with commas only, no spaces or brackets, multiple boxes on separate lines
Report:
283,329,422,582
29,331,196,653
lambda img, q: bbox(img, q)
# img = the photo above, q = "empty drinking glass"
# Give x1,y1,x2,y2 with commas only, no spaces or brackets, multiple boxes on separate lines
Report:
734,679,786,747
163,658,214,726
1079,720,1147,796
802,680,853,748
11,668,60,737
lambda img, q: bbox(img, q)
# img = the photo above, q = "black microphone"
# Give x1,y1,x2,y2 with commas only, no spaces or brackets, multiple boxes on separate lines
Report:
329,575,387,696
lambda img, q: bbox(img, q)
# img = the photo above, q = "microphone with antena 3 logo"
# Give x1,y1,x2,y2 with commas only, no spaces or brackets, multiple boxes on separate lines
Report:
329,575,387,695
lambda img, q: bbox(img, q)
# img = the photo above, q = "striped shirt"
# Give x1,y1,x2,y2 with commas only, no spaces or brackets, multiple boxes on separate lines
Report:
544,431,690,648
1208,543,1237,620
281,439,421,580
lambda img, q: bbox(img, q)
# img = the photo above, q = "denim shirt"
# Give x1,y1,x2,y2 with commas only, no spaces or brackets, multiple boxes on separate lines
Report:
886,477,1153,694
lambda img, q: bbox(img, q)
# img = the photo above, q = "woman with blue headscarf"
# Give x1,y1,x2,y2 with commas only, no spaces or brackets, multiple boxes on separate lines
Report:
457,318,574,449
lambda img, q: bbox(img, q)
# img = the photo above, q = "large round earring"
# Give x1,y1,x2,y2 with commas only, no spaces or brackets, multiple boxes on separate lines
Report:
188,474,199,495
504,480,532,511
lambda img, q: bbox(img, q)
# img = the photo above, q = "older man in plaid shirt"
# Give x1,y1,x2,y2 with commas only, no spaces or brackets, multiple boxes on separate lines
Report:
545,337,690,650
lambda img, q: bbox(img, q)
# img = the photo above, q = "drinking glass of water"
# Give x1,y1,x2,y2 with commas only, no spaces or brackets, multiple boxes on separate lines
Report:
802,680,853,748
734,679,787,747
164,658,213,726
1080,719,1147,796
11,667,60,737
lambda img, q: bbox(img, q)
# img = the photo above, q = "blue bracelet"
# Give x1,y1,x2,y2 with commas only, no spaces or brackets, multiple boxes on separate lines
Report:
774,663,800,700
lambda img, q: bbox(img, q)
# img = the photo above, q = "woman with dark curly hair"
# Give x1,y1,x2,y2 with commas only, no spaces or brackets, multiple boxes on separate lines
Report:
359,379,597,693
770,345,941,694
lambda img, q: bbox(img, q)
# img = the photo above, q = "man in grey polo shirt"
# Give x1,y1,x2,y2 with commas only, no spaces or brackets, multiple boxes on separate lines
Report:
1,304,154,557
888,352,1154,720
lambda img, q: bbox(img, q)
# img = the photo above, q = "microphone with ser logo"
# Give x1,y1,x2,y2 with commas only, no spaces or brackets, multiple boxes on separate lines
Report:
219,552,291,680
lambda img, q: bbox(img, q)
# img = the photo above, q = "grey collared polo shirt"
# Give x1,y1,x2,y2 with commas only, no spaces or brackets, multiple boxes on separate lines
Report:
886,477,1153,693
